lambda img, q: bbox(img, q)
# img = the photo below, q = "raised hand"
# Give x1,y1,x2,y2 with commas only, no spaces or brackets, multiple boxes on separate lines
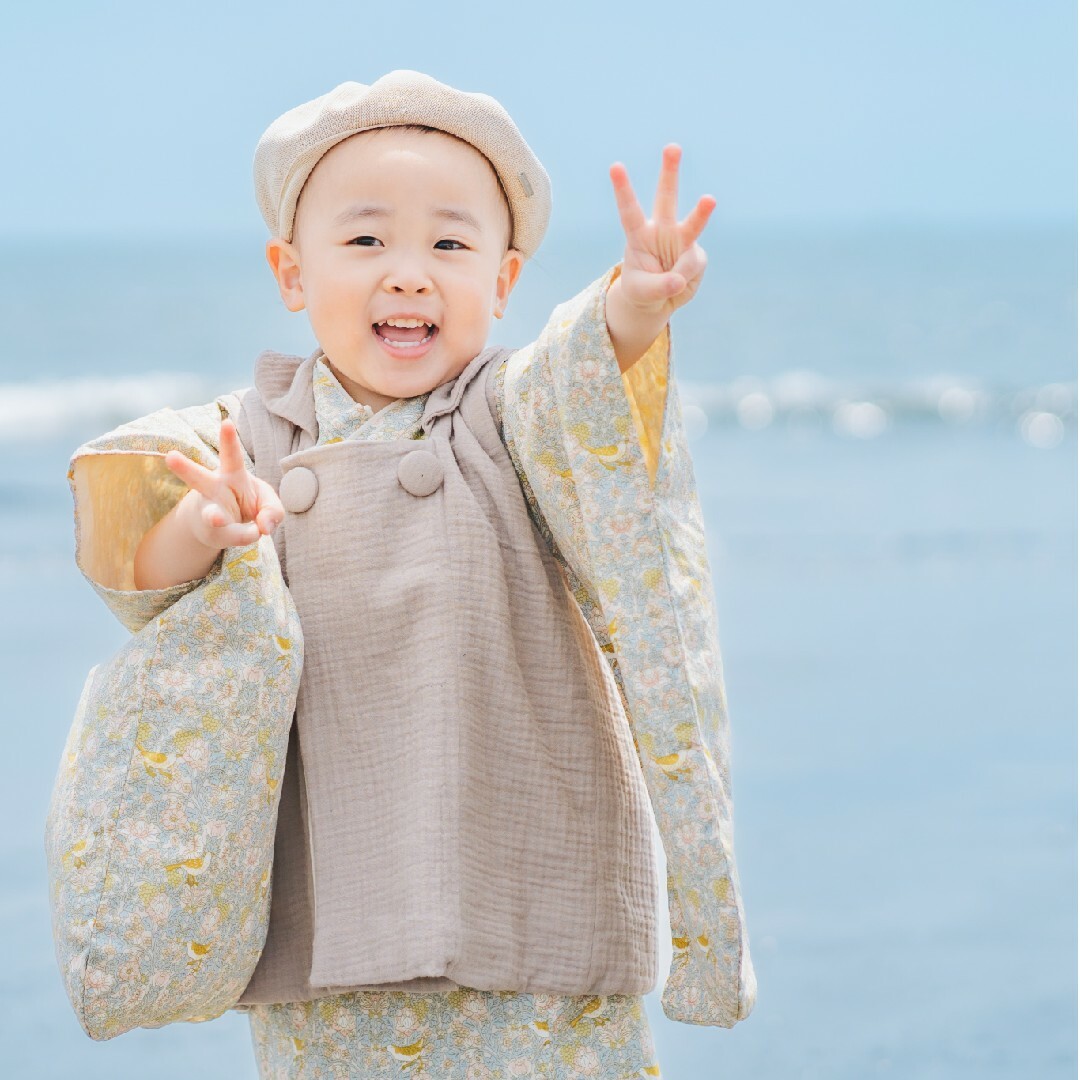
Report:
164,417,285,551
608,144,715,318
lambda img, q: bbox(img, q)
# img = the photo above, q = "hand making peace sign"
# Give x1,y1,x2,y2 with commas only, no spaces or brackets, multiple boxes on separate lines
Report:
608,144,715,318
163,418,285,551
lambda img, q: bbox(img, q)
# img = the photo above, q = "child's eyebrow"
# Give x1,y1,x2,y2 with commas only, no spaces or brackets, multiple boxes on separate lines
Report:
432,207,484,233
332,203,389,227
333,203,484,233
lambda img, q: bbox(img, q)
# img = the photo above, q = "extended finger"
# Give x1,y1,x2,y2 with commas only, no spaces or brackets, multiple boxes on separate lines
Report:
653,144,681,224
164,450,219,497
679,194,716,247
217,417,246,475
609,163,647,237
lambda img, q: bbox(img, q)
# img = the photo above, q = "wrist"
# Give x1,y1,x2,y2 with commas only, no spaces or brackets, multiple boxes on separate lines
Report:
605,274,669,374
133,490,221,592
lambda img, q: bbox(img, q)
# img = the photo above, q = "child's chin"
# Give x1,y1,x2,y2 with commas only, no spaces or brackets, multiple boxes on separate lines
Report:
381,357,471,395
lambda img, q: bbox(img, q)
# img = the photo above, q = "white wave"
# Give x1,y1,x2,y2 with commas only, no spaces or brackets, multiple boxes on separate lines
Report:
0,373,222,441
0,370,1075,443
676,371,1077,445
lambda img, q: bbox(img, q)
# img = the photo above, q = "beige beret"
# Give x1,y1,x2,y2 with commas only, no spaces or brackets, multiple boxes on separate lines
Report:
253,69,551,259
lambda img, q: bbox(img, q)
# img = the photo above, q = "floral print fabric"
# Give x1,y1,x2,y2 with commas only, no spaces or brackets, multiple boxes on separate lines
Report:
55,262,754,1077
247,988,660,1080
44,538,303,1041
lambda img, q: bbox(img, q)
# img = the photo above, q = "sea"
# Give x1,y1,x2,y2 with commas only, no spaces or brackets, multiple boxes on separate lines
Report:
1,220,1075,1079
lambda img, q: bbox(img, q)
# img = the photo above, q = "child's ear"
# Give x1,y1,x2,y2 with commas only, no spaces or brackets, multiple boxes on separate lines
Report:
493,248,525,319
265,237,306,313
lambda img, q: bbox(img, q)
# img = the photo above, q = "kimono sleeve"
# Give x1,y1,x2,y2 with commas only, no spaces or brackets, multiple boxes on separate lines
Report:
50,391,305,1038
493,262,757,1028
45,533,303,1039
67,393,249,633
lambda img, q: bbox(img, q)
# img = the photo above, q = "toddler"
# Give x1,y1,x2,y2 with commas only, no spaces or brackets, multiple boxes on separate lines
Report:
52,70,755,1079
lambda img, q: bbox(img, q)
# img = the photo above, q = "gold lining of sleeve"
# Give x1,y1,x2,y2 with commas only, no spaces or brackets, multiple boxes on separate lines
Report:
620,323,671,489
71,452,188,591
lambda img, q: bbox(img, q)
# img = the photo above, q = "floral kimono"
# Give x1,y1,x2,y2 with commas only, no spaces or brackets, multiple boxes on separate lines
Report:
56,263,756,1079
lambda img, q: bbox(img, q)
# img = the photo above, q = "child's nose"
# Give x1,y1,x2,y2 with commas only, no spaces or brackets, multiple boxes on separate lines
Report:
382,256,434,294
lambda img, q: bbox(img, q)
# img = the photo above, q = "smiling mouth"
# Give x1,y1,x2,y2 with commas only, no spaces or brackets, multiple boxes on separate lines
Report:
372,322,439,350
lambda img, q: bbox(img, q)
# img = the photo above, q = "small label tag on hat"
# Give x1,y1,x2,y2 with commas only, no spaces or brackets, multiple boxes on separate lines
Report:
518,172,534,198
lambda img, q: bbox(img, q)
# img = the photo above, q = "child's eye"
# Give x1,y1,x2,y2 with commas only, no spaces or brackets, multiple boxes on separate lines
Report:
435,239,467,250
348,236,382,247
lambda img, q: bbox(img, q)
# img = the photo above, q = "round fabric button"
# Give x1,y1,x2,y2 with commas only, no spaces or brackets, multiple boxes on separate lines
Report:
279,466,319,513
397,450,444,497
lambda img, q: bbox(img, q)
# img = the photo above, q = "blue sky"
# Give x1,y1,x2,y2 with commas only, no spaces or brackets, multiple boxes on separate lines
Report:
2,0,1075,238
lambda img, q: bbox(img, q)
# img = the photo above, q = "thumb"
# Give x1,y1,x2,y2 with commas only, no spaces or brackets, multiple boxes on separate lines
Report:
625,267,685,307
664,272,686,295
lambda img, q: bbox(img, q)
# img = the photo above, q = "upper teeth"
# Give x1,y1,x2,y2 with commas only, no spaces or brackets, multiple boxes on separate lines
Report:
379,318,429,328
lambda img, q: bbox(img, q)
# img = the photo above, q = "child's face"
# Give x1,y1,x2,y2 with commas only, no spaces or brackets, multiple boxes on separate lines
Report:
266,128,524,413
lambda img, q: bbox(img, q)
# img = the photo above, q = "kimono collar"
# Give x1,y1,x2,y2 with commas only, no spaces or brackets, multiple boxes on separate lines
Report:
253,344,500,442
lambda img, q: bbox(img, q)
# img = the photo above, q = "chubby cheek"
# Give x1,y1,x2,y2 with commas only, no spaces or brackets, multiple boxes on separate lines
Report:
448,277,498,336
307,284,367,350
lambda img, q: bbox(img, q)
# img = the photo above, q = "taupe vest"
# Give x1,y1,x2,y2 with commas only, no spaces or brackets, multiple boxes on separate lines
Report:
232,345,658,1005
